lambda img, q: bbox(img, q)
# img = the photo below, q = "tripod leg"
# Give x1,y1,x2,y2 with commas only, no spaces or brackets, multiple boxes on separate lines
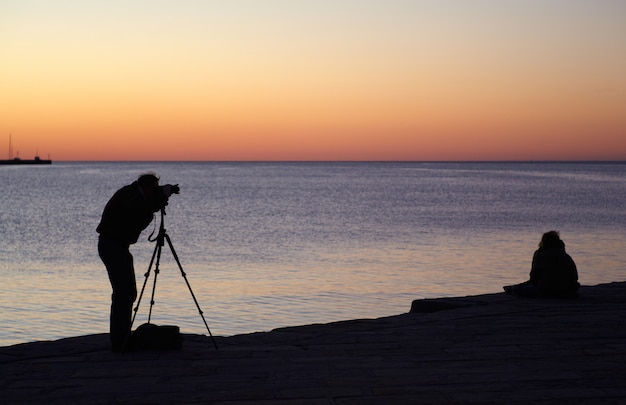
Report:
131,239,159,328
122,237,160,352
164,233,219,350
147,241,163,324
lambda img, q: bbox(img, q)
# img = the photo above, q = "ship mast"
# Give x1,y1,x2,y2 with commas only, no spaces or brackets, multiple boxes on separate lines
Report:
8,134,13,159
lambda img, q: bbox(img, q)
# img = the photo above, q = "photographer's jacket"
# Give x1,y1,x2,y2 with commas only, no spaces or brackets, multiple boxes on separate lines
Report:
97,181,167,246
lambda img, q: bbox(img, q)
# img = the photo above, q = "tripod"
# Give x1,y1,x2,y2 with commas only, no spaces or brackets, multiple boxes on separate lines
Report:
127,208,218,350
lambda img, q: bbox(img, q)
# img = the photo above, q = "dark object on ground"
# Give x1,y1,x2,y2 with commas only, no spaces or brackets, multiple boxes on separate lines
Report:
130,323,183,351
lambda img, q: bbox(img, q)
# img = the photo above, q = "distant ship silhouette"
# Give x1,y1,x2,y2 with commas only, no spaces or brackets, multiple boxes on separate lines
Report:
0,135,51,165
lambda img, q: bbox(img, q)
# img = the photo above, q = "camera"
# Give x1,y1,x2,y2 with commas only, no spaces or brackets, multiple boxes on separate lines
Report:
160,184,180,197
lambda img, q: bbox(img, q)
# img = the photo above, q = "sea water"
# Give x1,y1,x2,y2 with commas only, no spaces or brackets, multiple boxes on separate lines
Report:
1,161,625,346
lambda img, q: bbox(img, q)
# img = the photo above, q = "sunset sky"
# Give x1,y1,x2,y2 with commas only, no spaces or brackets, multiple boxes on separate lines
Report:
1,1,625,161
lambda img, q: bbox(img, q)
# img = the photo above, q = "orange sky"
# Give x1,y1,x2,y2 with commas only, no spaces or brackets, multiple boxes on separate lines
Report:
1,1,625,161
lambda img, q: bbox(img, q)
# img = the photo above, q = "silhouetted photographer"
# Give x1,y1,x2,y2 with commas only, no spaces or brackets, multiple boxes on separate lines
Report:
97,173,178,352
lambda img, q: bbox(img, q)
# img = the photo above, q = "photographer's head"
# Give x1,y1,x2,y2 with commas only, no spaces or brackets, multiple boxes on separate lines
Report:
137,173,179,199
138,173,160,197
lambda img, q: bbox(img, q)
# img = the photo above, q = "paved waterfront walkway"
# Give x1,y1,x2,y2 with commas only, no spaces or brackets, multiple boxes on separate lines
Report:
2,282,626,404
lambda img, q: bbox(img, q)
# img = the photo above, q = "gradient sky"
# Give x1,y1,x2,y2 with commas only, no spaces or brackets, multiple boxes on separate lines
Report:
1,1,625,161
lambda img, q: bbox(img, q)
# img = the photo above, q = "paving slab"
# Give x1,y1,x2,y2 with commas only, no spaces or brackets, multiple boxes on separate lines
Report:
1,282,626,404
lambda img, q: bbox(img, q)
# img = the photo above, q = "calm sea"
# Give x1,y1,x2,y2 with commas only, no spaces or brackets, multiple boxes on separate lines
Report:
1,161,625,346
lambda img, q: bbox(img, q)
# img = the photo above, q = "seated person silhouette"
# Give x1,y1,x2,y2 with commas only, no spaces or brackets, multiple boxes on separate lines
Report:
504,231,580,298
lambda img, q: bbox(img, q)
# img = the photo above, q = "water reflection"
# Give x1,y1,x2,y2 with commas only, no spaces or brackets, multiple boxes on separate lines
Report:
1,162,625,346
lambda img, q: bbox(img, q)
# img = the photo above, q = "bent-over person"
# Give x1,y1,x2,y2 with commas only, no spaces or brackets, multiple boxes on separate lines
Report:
97,173,175,351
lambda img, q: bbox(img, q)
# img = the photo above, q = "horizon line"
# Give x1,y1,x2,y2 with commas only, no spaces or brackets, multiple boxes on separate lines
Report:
49,159,626,164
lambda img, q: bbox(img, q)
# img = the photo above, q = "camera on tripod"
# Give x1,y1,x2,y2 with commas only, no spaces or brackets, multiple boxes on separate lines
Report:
160,184,180,197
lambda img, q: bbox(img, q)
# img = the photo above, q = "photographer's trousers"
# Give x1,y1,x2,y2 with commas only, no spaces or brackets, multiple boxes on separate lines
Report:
98,236,137,351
